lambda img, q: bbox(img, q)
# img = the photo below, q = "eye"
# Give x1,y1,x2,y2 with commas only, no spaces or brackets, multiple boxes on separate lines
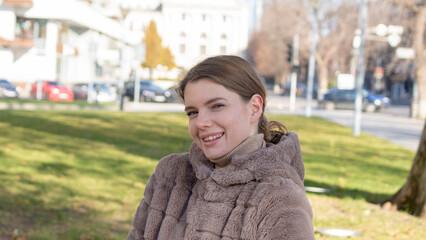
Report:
186,111,198,118
212,103,225,110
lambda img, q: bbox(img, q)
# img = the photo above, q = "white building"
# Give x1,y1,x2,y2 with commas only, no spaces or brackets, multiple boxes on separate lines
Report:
0,0,139,95
123,0,251,71
0,0,251,93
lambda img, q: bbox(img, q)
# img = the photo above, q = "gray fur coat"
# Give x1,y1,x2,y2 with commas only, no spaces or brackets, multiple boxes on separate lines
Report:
128,132,314,239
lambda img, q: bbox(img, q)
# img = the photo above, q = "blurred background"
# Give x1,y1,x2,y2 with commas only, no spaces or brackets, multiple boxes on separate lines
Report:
0,0,424,119
1,1,426,239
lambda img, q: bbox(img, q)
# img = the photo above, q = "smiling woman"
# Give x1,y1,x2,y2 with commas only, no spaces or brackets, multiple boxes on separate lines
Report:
127,55,315,240
184,80,258,161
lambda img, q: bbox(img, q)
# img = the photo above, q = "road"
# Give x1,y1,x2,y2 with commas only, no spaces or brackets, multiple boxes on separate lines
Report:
266,94,424,151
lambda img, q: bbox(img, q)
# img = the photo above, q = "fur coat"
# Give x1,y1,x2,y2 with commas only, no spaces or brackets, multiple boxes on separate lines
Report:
128,132,314,240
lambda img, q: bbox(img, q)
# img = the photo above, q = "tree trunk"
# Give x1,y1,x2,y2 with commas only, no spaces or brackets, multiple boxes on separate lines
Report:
382,122,426,217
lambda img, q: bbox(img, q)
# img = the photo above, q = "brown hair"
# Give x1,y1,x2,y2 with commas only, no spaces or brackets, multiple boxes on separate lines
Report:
176,55,287,144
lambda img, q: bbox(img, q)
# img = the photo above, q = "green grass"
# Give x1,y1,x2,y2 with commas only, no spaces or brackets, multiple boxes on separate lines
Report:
0,110,424,240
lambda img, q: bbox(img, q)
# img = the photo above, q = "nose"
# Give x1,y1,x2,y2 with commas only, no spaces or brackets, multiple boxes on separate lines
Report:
195,111,212,129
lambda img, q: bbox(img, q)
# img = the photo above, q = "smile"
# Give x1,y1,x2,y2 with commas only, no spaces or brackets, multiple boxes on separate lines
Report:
202,133,224,142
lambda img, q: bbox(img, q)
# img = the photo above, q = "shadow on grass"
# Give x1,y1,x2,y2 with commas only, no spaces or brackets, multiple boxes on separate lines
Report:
0,110,191,159
304,179,390,204
0,181,128,239
0,110,193,239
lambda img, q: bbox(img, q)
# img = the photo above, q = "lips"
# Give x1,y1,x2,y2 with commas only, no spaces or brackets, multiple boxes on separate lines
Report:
201,133,224,142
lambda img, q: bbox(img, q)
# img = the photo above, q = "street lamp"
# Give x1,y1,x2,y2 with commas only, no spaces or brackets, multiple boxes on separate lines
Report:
305,0,321,118
353,0,368,136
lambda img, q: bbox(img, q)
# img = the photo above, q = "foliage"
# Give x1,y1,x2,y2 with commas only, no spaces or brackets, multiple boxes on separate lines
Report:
142,20,176,71
162,48,177,70
0,110,424,239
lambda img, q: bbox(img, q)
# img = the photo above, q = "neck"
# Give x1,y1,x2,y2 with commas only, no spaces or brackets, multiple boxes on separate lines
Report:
210,134,266,168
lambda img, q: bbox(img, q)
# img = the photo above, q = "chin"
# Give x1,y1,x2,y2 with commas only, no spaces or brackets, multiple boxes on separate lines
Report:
204,151,224,160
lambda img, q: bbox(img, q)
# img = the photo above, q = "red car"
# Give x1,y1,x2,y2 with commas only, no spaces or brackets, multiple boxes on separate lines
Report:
31,81,74,102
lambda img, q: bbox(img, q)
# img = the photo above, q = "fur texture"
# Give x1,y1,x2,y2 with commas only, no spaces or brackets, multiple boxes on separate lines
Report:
128,132,314,240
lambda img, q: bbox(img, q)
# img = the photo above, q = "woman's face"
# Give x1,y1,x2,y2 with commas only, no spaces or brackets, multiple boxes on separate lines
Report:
184,79,261,160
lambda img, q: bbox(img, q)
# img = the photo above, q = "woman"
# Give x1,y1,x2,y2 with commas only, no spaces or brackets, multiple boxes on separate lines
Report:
128,55,314,240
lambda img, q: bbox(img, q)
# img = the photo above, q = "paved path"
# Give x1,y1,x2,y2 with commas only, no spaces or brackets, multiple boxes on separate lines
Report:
266,95,424,151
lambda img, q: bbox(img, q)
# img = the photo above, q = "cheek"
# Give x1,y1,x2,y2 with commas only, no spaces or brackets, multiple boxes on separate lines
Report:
188,121,197,140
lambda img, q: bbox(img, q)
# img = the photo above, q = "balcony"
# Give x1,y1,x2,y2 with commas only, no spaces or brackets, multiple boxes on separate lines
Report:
0,37,34,48
3,0,33,7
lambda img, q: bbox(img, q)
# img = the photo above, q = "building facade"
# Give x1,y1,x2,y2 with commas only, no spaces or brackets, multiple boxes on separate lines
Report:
0,0,251,95
123,0,251,70
0,0,139,96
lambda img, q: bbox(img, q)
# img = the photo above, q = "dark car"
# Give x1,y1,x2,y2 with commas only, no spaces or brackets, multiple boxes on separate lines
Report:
319,88,391,113
125,80,173,103
72,83,117,103
0,79,19,98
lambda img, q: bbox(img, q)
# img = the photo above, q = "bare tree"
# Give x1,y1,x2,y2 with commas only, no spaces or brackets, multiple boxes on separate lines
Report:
364,1,414,96
378,0,426,217
383,0,426,119
382,121,426,217
247,31,279,77
315,2,359,99
248,0,309,87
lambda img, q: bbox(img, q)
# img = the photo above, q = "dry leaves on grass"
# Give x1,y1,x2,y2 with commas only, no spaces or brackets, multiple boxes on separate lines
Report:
12,229,26,240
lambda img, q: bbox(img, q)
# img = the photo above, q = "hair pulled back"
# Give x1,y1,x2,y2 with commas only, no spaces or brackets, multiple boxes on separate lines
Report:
176,55,287,144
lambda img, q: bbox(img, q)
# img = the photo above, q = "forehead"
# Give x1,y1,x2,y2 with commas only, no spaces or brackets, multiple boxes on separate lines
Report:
183,79,237,103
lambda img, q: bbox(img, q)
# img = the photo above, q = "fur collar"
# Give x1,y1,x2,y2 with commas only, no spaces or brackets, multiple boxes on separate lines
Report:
188,132,304,187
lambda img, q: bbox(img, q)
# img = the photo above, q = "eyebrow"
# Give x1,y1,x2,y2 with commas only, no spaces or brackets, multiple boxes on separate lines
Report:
184,97,227,111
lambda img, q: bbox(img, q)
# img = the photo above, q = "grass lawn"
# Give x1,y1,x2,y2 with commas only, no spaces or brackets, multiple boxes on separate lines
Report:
0,110,424,239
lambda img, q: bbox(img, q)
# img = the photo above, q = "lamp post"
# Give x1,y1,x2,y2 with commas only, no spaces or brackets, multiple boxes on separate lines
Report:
353,0,368,136
305,0,321,118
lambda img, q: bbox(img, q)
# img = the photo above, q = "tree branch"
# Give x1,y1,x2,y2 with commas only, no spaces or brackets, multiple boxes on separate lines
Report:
385,0,421,12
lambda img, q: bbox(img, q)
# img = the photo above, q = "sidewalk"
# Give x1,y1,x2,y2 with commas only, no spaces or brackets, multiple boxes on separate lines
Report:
266,95,424,151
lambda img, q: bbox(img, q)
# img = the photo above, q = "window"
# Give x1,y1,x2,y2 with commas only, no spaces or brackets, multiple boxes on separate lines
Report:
220,46,226,54
15,18,47,49
202,14,206,21
200,45,206,55
95,62,103,77
223,15,227,22
179,44,186,54
180,32,186,38
182,13,186,20
200,33,207,39
16,17,34,40
220,33,227,40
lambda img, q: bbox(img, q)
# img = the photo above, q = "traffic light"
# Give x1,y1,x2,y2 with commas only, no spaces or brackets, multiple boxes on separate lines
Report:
287,43,293,63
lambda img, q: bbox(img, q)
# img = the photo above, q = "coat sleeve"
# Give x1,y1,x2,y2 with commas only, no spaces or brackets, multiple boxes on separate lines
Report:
257,179,315,240
127,171,157,240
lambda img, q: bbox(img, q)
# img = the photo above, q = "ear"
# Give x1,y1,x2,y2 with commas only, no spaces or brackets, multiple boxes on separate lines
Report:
249,94,263,123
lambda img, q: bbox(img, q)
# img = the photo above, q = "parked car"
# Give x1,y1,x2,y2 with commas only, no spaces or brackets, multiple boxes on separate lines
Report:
31,81,74,102
319,88,390,113
72,83,117,103
124,80,173,103
0,79,19,98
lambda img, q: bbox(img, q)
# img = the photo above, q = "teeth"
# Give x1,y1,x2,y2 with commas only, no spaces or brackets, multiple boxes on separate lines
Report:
203,133,223,141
